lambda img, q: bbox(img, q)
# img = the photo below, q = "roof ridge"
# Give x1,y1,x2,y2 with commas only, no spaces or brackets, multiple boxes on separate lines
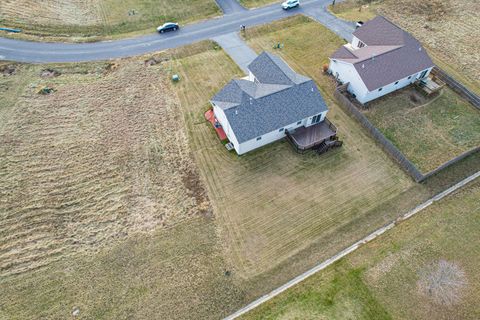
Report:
351,45,403,64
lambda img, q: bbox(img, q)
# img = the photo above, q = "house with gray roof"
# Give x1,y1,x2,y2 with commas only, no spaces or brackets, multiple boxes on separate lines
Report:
210,51,333,155
329,16,434,104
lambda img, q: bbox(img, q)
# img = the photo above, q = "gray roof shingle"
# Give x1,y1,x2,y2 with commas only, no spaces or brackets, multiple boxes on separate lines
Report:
211,52,328,143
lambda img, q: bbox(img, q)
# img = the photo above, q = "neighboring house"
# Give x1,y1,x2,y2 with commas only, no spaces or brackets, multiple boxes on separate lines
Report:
210,51,331,155
329,16,434,104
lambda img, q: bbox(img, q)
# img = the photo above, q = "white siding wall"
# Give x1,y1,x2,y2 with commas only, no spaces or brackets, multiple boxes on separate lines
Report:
212,104,240,148
329,58,433,104
329,59,369,101
248,71,255,82
360,67,433,103
351,36,362,49
306,110,327,127
235,110,327,155
237,119,304,155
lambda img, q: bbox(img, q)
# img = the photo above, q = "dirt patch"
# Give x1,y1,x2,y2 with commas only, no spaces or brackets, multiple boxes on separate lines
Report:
144,56,170,66
0,64,16,76
417,260,467,306
181,165,212,217
40,69,61,78
103,62,120,75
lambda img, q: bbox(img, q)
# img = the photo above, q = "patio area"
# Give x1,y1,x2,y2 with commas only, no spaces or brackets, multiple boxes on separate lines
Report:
205,109,227,141
286,118,338,152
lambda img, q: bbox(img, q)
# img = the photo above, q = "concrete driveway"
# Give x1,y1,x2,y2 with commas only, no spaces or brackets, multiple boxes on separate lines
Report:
215,0,247,14
212,32,257,73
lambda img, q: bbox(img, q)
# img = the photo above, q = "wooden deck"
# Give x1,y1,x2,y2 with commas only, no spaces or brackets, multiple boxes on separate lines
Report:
204,109,227,141
415,76,445,95
287,118,337,152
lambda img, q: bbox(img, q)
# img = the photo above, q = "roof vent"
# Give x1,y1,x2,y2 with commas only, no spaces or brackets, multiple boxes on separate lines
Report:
418,47,422,51
235,109,238,115
362,63,365,68
311,87,314,92
249,97,253,105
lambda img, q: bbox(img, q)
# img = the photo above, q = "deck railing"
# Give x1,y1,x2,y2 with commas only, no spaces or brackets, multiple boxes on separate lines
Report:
285,118,338,154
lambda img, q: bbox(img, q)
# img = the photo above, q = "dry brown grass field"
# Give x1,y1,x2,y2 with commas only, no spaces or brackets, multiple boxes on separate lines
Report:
0,33,479,318
330,0,480,94
0,0,220,39
0,45,248,319
0,58,212,277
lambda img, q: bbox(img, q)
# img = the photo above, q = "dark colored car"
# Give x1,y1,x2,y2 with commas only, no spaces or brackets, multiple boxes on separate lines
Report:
157,22,179,33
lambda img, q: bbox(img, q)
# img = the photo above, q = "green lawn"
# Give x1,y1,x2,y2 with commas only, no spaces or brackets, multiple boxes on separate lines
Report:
363,86,480,173
242,179,480,320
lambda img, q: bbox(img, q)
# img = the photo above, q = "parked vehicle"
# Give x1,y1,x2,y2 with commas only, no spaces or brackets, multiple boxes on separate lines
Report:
157,22,179,33
282,0,299,10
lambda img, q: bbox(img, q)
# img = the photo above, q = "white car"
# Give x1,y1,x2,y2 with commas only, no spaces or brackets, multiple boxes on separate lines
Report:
282,0,299,10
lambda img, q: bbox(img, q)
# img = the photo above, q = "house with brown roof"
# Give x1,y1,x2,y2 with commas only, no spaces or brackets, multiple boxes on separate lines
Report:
328,16,434,104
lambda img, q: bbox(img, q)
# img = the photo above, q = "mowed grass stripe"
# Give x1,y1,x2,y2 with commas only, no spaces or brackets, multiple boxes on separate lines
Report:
166,38,413,277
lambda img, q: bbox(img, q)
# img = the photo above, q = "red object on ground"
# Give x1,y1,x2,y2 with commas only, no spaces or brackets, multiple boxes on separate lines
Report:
205,109,227,141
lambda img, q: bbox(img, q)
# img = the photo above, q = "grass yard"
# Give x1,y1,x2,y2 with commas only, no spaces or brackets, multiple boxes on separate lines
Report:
238,0,276,9
1,30,479,319
328,0,480,95
169,15,417,280
241,179,480,320
363,86,480,173
0,0,220,40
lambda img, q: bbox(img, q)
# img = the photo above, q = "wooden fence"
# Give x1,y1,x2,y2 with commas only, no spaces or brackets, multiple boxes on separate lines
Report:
431,67,480,110
334,83,479,182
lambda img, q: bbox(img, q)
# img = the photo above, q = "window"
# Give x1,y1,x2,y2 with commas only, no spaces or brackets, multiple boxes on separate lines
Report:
311,114,322,124
358,41,366,48
408,75,412,80
256,136,262,141
419,69,428,79
297,121,302,125
378,88,383,92
279,128,284,132
394,81,399,85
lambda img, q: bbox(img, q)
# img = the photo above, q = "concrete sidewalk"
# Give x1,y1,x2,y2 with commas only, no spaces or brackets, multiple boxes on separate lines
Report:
212,32,258,74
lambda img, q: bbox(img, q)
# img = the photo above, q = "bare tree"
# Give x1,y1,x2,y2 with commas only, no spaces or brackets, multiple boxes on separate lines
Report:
418,260,467,306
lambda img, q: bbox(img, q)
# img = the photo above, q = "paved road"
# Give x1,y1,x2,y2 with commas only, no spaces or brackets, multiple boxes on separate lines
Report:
212,32,257,73
0,0,354,63
215,0,247,14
